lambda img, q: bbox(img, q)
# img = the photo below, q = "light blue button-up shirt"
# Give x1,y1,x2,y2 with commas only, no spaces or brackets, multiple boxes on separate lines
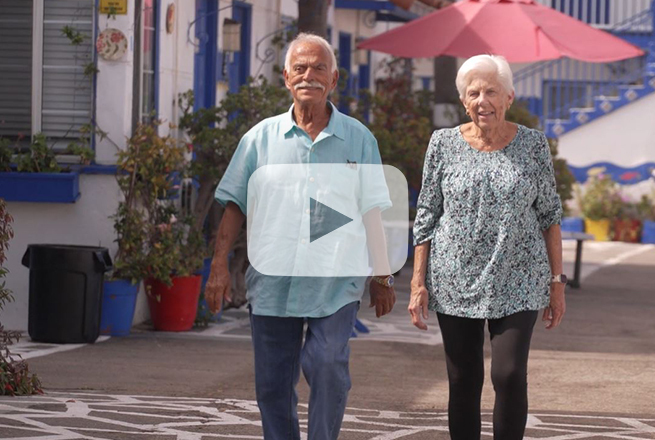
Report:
215,102,390,318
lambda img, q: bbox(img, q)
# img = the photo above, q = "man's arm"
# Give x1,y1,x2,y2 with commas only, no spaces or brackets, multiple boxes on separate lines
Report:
363,207,395,317
206,202,246,314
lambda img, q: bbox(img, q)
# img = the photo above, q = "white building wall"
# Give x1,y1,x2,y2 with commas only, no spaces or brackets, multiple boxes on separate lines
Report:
157,0,196,137
2,176,121,331
558,92,655,168
95,8,136,164
558,91,655,201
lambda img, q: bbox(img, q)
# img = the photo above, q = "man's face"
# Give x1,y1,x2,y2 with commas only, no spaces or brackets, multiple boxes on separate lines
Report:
284,42,338,106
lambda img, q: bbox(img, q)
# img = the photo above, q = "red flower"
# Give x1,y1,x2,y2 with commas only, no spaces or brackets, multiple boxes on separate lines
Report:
110,32,122,43
96,39,106,51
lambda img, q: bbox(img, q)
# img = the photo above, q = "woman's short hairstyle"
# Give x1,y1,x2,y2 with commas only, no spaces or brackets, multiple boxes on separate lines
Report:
455,55,514,99
284,33,338,74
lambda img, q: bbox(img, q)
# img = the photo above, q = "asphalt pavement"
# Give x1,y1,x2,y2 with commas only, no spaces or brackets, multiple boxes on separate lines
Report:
1,241,654,440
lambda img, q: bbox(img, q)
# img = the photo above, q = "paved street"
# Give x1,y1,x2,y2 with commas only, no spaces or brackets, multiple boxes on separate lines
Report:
2,241,655,439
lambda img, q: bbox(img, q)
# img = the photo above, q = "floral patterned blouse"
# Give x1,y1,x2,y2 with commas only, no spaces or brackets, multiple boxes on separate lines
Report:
413,125,562,319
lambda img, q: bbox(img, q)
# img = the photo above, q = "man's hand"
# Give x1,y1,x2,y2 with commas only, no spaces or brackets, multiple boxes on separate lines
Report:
408,280,429,330
543,283,566,329
205,262,232,314
369,280,395,318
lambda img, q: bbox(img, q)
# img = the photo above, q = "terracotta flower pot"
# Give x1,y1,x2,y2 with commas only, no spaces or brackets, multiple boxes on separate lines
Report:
145,275,202,331
584,219,611,241
612,219,642,243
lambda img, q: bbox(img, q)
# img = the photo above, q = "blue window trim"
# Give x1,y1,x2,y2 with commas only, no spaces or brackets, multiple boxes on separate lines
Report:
231,1,252,92
421,76,431,91
194,0,219,109
334,0,418,21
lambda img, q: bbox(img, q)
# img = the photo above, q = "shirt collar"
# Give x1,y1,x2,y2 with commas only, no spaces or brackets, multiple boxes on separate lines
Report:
281,102,345,141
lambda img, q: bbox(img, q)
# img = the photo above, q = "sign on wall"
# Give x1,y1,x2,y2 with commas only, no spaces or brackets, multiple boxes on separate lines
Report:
99,0,128,15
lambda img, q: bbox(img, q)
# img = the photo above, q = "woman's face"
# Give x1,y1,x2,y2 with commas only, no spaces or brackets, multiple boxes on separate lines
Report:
461,73,514,131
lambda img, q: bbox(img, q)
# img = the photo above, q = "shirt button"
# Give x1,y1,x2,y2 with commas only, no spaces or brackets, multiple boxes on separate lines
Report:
309,177,315,182
305,209,310,214
301,239,307,244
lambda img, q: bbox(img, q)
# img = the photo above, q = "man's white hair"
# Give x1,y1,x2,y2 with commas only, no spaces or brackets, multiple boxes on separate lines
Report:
455,55,514,99
284,33,338,74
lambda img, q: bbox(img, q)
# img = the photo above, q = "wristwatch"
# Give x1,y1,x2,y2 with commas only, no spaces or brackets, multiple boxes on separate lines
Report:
372,275,395,288
551,274,568,284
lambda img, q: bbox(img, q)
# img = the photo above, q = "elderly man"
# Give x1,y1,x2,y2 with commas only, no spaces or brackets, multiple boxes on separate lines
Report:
205,33,396,440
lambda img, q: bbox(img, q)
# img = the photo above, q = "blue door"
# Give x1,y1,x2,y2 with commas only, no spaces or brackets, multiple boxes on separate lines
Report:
193,0,218,110
338,32,352,114
228,1,252,94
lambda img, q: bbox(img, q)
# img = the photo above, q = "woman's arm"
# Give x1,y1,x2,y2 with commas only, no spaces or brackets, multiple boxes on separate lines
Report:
542,224,566,329
409,241,431,330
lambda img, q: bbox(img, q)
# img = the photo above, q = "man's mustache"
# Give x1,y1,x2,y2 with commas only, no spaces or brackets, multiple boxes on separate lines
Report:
294,81,325,91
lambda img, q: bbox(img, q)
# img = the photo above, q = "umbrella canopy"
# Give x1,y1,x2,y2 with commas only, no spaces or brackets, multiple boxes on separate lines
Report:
358,0,644,63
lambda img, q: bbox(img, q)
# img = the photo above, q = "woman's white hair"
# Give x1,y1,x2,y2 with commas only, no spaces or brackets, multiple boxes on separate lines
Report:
455,55,514,99
284,33,338,74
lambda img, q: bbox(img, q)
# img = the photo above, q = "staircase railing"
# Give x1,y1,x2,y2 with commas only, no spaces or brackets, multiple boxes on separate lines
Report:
513,1,654,127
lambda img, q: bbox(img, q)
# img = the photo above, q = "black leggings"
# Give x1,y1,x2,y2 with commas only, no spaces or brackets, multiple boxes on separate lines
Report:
437,310,539,440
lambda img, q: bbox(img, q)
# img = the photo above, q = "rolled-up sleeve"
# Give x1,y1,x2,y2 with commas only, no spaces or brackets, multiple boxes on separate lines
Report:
533,133,562,230
215,135,256,215
413,130,444,246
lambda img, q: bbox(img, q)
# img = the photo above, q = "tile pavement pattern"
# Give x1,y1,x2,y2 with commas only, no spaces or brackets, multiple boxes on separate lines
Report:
1,393,654,439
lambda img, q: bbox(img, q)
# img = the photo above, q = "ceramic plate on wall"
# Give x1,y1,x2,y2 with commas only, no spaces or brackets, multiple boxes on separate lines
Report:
96,28,127,61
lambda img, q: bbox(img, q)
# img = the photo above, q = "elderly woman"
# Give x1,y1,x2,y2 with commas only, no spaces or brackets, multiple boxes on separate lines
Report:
409,54,566,440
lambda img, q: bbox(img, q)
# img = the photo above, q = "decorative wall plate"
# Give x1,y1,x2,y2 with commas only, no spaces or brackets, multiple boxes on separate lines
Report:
96,28,127,61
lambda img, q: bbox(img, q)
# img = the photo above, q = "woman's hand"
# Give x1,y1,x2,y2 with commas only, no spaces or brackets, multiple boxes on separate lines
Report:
543,283,566,329
408,279,430,330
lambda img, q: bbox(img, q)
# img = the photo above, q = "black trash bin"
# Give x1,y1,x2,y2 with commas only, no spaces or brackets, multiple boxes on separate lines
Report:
22,244,113,344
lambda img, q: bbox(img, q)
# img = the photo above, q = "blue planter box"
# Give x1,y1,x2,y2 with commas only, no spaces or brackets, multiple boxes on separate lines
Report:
561,217,585,233
0,171,80,203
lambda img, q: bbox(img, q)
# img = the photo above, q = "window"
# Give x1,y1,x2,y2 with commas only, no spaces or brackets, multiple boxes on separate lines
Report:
140,0,157,122
0,0,94,148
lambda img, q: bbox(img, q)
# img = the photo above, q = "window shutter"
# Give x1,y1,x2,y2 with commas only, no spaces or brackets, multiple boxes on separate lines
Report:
0,1,33,138
41,0,93,145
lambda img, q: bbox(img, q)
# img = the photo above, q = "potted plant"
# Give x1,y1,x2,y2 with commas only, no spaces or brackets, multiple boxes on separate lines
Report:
636,194,655,243
612,198,642,243
143,207,205,331
579,175,623,241
114,122,205,332
100,129,152,336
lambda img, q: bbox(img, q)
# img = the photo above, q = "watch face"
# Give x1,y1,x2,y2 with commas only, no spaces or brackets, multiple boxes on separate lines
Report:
560,274,568,284
387,275,395,287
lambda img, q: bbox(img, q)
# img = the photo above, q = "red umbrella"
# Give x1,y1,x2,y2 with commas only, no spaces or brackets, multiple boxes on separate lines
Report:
358,0,644,62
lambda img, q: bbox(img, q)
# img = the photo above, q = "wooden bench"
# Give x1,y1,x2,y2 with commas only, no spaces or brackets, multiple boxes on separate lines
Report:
561,231,595,288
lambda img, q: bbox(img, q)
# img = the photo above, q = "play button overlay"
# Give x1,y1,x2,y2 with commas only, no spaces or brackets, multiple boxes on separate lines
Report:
310,197,353,243
246,164,409,277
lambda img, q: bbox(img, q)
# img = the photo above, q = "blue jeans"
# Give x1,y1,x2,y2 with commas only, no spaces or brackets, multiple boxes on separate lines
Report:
249,301,359,440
